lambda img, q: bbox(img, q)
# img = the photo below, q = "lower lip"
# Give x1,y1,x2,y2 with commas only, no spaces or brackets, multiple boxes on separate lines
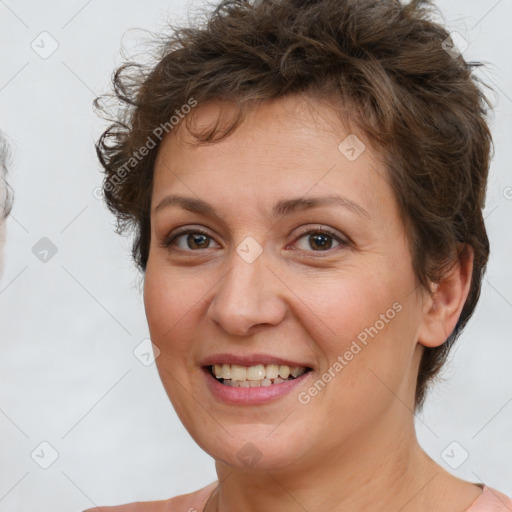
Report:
202,367,313,405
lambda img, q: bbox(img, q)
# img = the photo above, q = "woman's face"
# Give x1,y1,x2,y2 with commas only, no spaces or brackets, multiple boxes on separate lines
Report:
144,95,430,470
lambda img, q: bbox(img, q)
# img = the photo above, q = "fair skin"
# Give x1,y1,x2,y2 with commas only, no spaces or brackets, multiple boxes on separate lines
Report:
0,174,7,280
92,94,482,511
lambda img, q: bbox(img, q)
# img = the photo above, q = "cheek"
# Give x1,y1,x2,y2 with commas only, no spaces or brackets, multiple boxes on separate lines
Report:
301,270,418,395
297,270,393,347
143,264,201,359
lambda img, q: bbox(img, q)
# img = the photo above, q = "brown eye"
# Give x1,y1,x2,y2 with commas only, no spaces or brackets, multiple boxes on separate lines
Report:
307,233,335,251
183,232,211,249
293,228,347,253
162,229,220,251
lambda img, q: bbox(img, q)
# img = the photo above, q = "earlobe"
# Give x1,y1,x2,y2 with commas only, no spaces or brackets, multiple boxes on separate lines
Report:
417,244,474,348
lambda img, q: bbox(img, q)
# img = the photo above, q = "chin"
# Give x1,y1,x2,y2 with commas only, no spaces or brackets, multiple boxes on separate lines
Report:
186,421,318,472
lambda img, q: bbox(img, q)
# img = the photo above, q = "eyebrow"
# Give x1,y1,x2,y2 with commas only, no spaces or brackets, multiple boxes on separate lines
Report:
153,194,370,220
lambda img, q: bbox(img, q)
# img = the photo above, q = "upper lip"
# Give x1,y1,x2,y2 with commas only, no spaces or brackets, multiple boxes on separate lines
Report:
200,353,313,369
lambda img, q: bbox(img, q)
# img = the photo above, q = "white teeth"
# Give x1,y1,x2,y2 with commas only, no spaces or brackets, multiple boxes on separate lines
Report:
230,365,247,381
246,364,266,380
265,364,280,379
214,364,232,379
221,363,231,379
211,363,309,383
278,365,290,379
290,366,306,378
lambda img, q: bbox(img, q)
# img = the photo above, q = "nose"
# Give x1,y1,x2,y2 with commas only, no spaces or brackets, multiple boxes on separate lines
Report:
207,248,287,336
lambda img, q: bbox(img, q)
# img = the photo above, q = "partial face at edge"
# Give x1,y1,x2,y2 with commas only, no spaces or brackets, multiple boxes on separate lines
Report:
0,178,6,280
143,94,429,470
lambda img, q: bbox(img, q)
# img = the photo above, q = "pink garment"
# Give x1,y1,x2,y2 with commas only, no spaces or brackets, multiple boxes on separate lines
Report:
164,482,512,512
464,485,512,512
85,482,512,511
171,483,512,512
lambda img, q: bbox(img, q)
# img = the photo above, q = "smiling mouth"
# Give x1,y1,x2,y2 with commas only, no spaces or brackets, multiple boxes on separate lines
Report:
208,363,312,387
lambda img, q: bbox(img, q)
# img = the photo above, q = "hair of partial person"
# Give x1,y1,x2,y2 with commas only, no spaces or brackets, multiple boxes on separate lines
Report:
94,0,494,411
0,132,13,220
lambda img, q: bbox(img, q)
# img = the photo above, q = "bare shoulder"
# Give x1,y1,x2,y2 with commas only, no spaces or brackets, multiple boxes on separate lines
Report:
82,481,218,512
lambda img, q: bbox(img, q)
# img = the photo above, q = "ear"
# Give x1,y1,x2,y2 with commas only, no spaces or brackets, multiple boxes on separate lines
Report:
417,244,474,348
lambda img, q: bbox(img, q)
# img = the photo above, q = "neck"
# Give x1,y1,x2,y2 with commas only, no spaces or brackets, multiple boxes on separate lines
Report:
209,410,437,512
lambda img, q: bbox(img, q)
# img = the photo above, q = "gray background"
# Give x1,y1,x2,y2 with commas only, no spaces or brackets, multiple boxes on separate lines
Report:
1,1,511,511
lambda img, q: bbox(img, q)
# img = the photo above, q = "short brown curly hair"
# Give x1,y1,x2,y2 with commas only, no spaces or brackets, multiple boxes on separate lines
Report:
95,0,494,411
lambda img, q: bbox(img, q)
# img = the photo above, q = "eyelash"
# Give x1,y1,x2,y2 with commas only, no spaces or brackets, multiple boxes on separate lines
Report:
160,226,349,255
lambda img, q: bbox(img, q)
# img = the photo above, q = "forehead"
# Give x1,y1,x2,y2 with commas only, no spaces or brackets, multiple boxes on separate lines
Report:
167,94,375,155
152,95,392,219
